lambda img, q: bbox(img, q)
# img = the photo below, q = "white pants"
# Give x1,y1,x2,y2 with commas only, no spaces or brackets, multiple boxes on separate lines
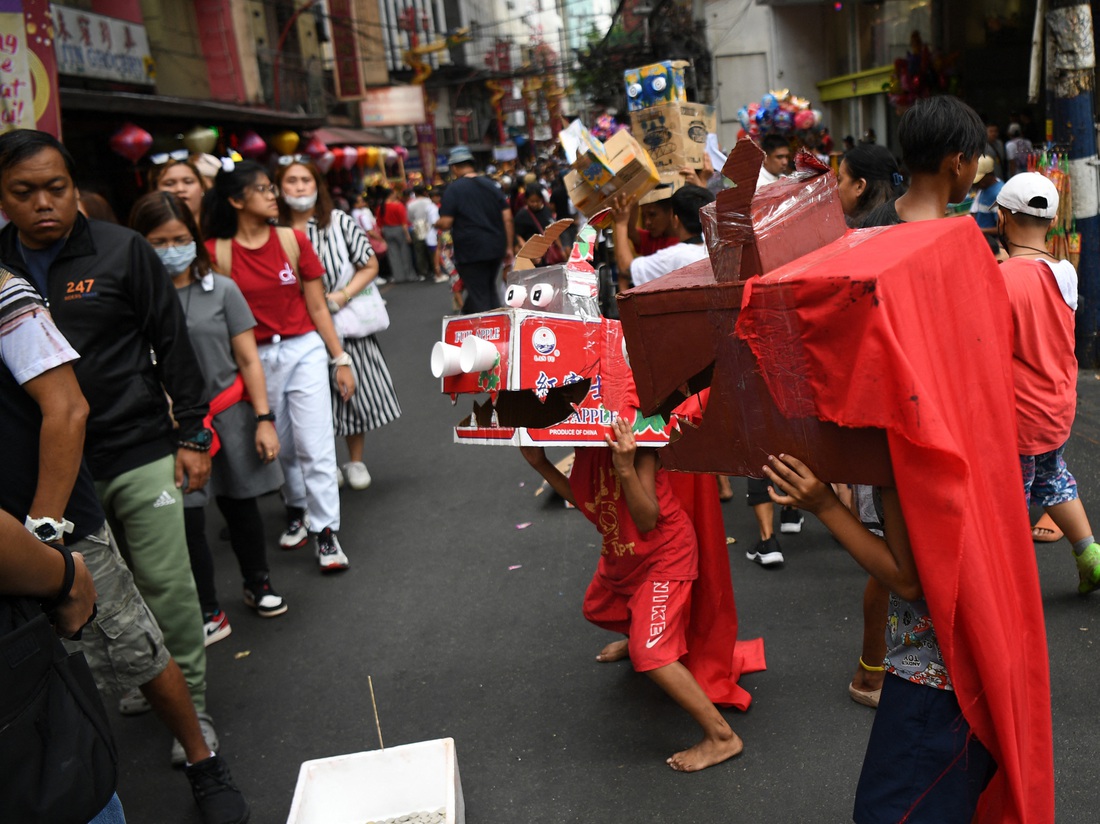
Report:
259,331,340,532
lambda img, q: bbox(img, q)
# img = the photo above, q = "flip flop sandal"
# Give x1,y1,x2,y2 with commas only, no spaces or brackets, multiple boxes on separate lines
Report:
1032,513,1063,543
848,682,881,709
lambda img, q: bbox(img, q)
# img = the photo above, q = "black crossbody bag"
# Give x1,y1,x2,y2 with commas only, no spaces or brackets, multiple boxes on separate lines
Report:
0,596,118,823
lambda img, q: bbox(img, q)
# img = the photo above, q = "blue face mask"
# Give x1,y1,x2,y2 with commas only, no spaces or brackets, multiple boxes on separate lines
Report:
155,242,197,276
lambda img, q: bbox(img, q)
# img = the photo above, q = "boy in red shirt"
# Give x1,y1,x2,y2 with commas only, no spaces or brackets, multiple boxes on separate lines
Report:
521,417,744,772
996,172,1100,593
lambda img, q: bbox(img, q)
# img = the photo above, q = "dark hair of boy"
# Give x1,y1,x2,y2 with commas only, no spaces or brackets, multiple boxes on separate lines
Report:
898,96,985,174
0,128,76,179
524,185,545,203
761,134,789,155
669,184,715,235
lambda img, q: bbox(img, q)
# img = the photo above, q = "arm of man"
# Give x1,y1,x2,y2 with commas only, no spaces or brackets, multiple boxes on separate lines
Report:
610,193,637,291
607,419,660,532
520,446,577,505
0,509,96,637
23,364,88,523
501,208,515,266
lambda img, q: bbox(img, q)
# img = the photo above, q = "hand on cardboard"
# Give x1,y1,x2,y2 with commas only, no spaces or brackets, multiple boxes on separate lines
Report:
678,166,704,187
606,417,638,476
610,193,635,227
762,453,841,517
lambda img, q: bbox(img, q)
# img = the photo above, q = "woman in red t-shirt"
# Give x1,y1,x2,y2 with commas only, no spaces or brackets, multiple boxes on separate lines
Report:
376,186,415,283
202,160,354,573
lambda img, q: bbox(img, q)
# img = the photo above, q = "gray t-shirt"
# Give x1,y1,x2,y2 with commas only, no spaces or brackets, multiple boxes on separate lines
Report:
176,273,256,396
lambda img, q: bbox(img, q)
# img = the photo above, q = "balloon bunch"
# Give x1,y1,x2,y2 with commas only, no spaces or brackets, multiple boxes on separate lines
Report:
736,90,822,140
590,114,627,142
887,32,959,114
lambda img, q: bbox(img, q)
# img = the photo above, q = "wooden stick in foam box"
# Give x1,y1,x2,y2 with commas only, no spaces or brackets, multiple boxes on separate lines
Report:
430,225,674,447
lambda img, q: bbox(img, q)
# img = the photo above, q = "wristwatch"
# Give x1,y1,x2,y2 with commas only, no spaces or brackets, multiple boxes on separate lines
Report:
25,515,75,543
330,352,353,368
178,427,214,452
256,411,276,423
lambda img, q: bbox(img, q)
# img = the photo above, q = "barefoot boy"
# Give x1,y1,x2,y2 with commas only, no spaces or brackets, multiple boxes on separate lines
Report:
996,171,1100,593
521,418,743,772
763,454,996,822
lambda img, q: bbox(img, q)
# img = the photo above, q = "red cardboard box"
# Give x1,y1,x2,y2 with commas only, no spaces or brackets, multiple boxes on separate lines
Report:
701,138,847,282
617,254,891,482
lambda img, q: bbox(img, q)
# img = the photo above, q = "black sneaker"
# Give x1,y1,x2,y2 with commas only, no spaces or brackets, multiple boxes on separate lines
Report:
279,507,309,550
780,507,804,534
243,577,288,617
746,537,784,567
315,527,350,572
184,754,250,824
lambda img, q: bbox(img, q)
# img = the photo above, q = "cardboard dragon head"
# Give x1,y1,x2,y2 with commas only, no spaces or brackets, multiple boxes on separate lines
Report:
430,224,673,447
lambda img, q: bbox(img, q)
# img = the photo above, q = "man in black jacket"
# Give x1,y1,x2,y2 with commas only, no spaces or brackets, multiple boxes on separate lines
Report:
0,130,218,767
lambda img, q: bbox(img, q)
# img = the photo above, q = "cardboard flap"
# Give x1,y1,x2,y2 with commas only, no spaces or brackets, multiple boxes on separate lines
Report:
514,219,575,270
718,138,764,215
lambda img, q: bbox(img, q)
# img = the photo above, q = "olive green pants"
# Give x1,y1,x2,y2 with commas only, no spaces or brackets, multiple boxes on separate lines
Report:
96,454,207,712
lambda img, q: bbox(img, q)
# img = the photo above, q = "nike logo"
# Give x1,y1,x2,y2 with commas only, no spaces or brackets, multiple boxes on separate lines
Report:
645,633,664,649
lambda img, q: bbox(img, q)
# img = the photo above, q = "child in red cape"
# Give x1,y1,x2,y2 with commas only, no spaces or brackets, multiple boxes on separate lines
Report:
521,412,764,772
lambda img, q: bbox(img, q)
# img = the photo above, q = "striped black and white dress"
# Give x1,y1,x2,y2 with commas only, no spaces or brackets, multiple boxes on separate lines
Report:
305,210,402,434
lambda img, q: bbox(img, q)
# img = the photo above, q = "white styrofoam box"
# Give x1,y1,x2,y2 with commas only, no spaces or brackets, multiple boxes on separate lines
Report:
286,738,464,824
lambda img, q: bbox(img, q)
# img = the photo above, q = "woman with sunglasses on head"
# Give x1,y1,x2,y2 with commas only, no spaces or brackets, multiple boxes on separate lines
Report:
276,158,401,491
130,191,288,639
150,155,208,225
202,160,354,573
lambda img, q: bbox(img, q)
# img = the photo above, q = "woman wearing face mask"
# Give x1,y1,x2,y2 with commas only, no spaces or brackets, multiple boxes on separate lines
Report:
202,160,354,573
150,157,208,225
129,191,287,649
276,159,401,491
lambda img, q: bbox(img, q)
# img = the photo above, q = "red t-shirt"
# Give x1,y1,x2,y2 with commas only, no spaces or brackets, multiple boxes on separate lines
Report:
636,229,679,256
569,447,698,594
377,201,408,228
1001,257,1078,453
205,228,325,344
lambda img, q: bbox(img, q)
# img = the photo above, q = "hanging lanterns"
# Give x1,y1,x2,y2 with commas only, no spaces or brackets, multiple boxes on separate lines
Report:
271,130,300,156
182,126,218,155
109,123,153,163
237,130,268,160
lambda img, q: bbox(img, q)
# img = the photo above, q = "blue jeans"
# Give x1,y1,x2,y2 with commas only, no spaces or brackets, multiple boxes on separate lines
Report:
88,793,126,824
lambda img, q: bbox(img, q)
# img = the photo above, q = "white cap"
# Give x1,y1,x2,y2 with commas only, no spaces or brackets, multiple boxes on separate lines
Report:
973,154,995,183
996,172,1059,219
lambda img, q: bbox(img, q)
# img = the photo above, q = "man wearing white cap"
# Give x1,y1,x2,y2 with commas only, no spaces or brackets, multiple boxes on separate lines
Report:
996,172,1100,594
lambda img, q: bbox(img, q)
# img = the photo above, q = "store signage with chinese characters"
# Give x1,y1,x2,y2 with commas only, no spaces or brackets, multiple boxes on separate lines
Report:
359,86,426,126
51,4,153,85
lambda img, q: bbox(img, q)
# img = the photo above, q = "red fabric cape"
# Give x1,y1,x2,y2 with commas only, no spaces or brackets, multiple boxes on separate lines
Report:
668,472,766,710
735,220,1053,823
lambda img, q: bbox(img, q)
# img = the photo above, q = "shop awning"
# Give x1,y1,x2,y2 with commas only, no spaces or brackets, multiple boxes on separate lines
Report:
59,88,326,128
817,65,894,103
313,126,394,145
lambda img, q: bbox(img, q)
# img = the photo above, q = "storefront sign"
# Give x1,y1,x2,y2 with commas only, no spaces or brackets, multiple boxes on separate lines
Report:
328,0,363,100
51,4,153,85
0,0,60,136
360,85,426,126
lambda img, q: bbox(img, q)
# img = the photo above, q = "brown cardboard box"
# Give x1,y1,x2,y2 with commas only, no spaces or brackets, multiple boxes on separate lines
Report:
630,102,716,172
616,256,891,483
638,171,685,205
564,130,660,217
704,138,847,282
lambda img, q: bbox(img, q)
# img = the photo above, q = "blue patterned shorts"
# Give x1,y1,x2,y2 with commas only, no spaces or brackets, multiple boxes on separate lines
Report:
1020,443,1078,509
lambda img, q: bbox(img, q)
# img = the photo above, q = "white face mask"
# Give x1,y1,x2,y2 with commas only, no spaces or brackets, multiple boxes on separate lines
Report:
283,192,318,212
155,242,197,276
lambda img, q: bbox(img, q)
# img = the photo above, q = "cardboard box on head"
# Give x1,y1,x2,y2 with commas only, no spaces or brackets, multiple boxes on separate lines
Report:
559,123,660,218
623,60,689,112
698,137,847,282
430,226,674,447
630,102,716,173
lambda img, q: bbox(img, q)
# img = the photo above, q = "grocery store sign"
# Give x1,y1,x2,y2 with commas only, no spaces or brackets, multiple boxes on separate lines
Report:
51,5,153,85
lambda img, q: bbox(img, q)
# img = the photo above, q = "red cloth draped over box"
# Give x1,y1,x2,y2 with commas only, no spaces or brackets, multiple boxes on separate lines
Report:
735,219,1053,823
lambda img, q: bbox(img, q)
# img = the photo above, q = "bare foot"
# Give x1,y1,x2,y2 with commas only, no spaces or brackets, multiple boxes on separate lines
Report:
596,639,629,663
667,731,743,772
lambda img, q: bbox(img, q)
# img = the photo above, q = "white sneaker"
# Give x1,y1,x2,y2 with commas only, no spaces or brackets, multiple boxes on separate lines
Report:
316,528,350,572
279,512,309,550
343,461,372,490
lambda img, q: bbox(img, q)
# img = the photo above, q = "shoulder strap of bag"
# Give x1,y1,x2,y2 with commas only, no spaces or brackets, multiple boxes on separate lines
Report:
214,238,232,276
274,226,301,276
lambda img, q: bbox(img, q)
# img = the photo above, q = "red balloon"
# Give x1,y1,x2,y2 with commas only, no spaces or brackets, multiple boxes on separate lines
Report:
237,130,267,159
302,135,327,159
109,123,153,164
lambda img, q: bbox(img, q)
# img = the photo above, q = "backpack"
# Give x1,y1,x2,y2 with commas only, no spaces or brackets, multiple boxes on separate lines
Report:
214,226,301,288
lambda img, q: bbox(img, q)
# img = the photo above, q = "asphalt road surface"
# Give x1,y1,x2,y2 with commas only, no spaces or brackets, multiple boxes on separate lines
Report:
111,279,1098,823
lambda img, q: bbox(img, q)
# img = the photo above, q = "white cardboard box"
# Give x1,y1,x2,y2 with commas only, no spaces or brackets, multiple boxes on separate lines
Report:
286,738,464,824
